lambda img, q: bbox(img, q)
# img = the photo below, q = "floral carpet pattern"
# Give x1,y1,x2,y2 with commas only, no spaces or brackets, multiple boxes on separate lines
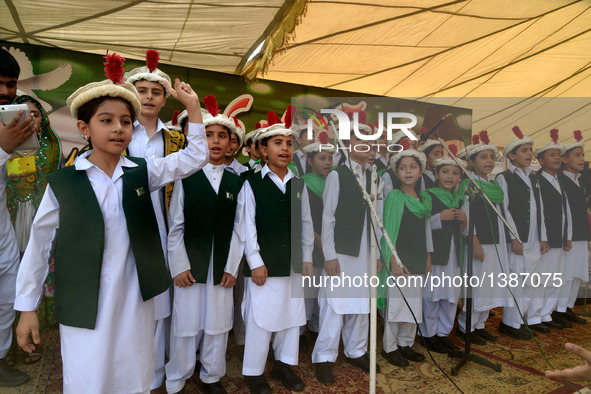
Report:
6,306,591,393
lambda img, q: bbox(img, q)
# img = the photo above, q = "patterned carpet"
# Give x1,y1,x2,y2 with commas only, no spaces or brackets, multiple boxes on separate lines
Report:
5,306,591,393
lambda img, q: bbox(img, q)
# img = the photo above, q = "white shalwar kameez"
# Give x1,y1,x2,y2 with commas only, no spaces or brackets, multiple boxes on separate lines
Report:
240,165,313,376
0,149,20,360
165,164,244,393
457,172,514,334
497,165,542,329
537,170,572,321
312,161,372,364
128,119,175,389
558,171,589,312
419,212,462,338
14,123,208,394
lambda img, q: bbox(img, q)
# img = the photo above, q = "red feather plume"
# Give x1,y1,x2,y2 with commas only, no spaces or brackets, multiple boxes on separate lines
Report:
479,130,490,145
550,129,559,143
254,122,262,129
267,111,281,126
146,49,160,72
471,134,480,145
420,126,427,135
448,144,458,156
358,111,367,125
284,105,296,129
319,132,329,145
573,130,582,142
400,139,410,150
104,53,125,84
172,110,181,126
203,95,220,116
512,126,523,139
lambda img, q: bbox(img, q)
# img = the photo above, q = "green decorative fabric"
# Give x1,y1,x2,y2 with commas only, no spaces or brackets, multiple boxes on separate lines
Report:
378,189,432,309
458,178,504,204
426,187,461,209
302,172,326,199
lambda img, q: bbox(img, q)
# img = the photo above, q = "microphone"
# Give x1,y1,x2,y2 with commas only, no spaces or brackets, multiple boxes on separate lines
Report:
420,113,453,141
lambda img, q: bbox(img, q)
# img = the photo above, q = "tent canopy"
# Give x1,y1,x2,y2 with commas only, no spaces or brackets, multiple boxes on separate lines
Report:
1,0,590,153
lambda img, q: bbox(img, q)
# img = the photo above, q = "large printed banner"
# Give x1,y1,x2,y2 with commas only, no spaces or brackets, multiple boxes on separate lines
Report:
1,41,472,161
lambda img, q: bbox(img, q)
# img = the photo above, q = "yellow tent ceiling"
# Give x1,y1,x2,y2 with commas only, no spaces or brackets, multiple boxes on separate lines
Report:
1,0,590,153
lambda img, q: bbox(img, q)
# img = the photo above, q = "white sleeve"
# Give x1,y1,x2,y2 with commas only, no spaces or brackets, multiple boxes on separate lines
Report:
224,184,245,277
322,171,340,261
565,197,573,241
426,217,434,252
0,147,10,167
240,181,264,270
539,189,548,242
167,181,191,278
147,122,209,192
301,186,314,263
496,173,518,241
430,213,443,230
14,185,59,311
381,171,393,201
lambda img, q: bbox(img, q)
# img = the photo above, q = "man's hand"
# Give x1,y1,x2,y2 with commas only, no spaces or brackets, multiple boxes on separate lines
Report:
219,272,237,288
324,259,340,276
251,265,268,286
0,110,35,153
545,343,591,381
512,239,523,255
540,241,551,254
16,311,40,354
564,240,572,252
426,253,432,275
174,270,196,288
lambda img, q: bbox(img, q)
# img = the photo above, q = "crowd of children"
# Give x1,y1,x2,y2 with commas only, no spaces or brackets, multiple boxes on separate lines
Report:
0,47,590,393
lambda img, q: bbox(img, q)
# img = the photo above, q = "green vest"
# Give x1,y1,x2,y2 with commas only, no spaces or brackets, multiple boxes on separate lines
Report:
334,165,371,257
429,192,462,266
538,172,569,248
47,157,171,329
499,170,541,243
182,169,244,284
244,172,304,277
560,173,590,242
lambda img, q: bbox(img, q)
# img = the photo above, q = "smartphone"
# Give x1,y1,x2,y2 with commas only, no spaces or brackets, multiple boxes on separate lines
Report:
0,103,40,151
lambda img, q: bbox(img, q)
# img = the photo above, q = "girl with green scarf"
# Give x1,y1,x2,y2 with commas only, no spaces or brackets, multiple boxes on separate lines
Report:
379,149,432,368
419,149,466,354
5,94,63,363
455,132,513,346
301,144,334,343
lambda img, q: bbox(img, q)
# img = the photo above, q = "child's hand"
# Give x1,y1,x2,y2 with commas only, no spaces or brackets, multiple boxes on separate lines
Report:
377,259,382,274
564,240,572,252
512,239,523,255
540,241,551,254
440,209,455,221
162,78,203,124
174,270,196,288
16,311,40,354
391,256,409,276
324,259,340,276
220,272,237,288
302,262,314,278
545,343,591,381
473,236,484,261
455,209,467,228
426,253,432,275
251,265,268,286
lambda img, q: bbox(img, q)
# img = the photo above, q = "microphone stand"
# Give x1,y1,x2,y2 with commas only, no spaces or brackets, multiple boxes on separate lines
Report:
428,130,523,376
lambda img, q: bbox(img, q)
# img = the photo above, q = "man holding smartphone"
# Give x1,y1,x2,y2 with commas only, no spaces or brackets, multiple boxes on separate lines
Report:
0,48,35,387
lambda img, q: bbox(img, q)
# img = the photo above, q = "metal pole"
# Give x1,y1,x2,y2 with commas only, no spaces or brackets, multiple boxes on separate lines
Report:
369,164,378,394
